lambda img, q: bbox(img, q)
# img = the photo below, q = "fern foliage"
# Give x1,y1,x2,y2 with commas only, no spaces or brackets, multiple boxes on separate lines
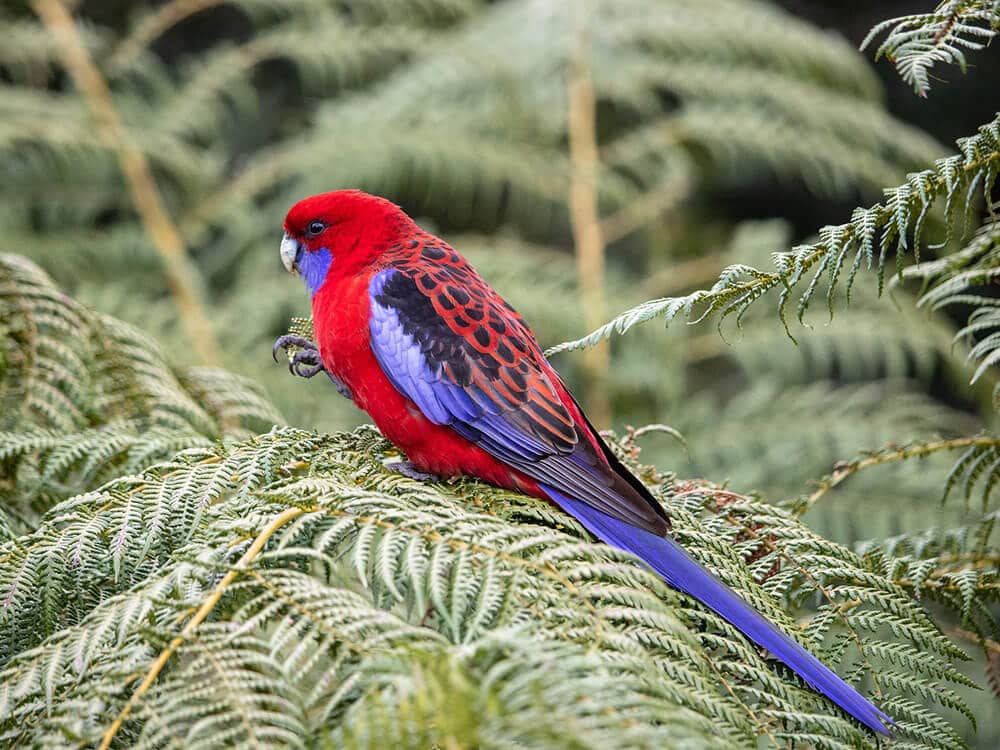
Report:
861,1,1000,96
551,114,1000,354
4,2,1000,746
0,419,974,748
1,0,961,503
0,255,281,534
902,209,1000,389
864,524,1000,649
0,255,980,748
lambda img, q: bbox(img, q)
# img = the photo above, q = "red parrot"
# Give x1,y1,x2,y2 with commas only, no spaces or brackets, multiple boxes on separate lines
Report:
275,189,892,735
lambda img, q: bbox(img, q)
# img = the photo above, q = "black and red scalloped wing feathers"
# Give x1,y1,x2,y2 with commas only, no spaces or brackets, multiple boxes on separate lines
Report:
368,238,669,535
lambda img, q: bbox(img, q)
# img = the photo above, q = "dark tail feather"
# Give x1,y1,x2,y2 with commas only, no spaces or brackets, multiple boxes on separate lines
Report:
542,485,893,736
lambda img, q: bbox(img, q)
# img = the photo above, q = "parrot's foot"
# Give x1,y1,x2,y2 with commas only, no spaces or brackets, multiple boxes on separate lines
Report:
272,334,314,361
387,461,438,482
272,334,353,401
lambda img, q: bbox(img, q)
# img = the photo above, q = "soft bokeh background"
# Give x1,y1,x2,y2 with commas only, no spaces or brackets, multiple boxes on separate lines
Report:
2,1,998,740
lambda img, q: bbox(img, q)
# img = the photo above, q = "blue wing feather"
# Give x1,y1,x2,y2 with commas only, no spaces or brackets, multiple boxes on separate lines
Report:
370,268,569,461
367,266,892,735
369,268,666,531
541,486,893,736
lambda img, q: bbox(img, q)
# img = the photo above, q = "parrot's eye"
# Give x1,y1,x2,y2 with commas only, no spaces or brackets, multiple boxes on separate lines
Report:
305,220,326,237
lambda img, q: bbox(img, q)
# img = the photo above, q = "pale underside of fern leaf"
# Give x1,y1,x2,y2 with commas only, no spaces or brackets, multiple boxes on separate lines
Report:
861,1,1000,97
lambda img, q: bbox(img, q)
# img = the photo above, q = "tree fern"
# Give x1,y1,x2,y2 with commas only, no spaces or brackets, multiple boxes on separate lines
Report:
0,253,980,748
0,422,974,748
901,209,1000,389
531,7,1000,736
0,255,281,531
4,2,1000,746
1,0,950,445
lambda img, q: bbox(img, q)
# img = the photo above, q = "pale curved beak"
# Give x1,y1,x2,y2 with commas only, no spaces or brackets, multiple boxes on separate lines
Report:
280,233,302,275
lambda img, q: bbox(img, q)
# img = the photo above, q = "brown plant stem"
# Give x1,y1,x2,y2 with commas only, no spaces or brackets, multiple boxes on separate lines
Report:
950,626,1000,655
797,435,1000,516
98,505,307,750
566,16,611,426
32,0,221,366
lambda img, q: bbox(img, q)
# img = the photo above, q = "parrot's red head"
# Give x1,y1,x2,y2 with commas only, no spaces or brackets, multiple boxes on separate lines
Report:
280,189,413,295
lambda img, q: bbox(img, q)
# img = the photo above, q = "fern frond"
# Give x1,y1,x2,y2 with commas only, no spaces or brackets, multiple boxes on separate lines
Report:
328,632,727,749
0,425,972,747
794,435,1000,518
550,115,1000,355
0,13,106,82
140,20,429,143
861,1,1000,96
0,256,283,526
106,0,478,73
902,213,1000,389
661,382,970,530
865,524,999,632
0,252,980,745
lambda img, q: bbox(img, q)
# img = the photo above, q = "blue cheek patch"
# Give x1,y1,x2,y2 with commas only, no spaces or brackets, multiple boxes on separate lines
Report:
300,247,333,296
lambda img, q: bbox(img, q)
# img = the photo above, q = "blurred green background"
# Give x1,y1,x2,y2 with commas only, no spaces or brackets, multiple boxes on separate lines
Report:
2,0,997,546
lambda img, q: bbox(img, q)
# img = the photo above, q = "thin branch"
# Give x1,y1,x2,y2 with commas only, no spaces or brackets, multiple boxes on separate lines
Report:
795,436,1000,516
566,11,611,425
32,0,221,366
98,505,307,750
950,626,1000,655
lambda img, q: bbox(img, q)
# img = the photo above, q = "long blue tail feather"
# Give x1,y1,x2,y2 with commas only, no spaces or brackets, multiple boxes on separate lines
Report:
542,485,893,736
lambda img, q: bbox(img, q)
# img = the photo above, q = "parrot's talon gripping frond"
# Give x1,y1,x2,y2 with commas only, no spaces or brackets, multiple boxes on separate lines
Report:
289,347,322,376
272,334,353,401
290,359,324,378
272,334,315,364
387,461,439,482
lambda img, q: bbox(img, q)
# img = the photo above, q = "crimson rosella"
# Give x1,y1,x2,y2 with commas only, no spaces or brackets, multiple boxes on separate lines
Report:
274,189,892,735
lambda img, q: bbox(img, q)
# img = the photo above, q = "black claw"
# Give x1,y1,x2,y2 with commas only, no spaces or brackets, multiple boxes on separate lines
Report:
292,361,325,379
289,348,323,378
272,334,316,364
291,348,321,365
